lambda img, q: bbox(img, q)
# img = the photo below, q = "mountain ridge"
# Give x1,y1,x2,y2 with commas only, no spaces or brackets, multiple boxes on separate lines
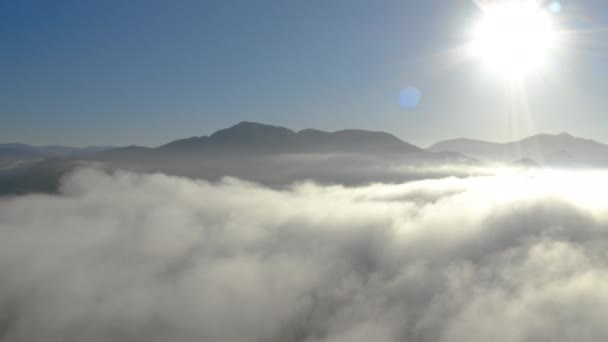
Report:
5,123,608,195
0,121,472,194
154,121,423,155
427,132,608,165
0,143,115,155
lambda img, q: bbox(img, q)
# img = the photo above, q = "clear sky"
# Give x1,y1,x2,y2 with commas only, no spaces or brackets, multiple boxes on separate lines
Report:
2,0,608,147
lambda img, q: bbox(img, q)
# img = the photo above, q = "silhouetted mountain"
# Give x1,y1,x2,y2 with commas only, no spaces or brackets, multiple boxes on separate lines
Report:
428,132,608,166
0,143,115,156
209,122,297,149
157,121,422,155
0,122,473,195
0,143,116,169
297,128,421,154
94,146,154,159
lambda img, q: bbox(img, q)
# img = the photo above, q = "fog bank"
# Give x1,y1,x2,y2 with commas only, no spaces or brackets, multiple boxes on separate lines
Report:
1,167,607,341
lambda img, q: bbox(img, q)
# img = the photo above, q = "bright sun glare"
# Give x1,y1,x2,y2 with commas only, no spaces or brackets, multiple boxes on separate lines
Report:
470,1,558,79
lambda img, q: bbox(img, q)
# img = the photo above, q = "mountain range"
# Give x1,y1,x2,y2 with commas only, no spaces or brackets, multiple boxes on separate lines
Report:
0,122,469,194
1,122,608,194
0,143,114,168
157,121,422,155
428,132,608,166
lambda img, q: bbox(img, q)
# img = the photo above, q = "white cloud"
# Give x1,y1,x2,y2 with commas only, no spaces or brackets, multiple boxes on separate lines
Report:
0,167,607,341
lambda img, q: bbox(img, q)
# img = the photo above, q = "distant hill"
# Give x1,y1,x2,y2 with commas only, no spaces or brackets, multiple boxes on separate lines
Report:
428,133,608,166
0,143,115,156
0,122,473,194
0,143,116,169
86,121,471,181
156,121,423,155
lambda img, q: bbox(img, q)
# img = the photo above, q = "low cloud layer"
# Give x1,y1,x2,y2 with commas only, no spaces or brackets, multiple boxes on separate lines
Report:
1,167,608,341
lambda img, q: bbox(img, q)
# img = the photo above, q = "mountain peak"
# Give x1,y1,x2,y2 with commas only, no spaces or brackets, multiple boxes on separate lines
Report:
521,132,584,145
527,132,576,140
210,122,297,146
226,121,294,131
231,121,270,128
156,122,422,155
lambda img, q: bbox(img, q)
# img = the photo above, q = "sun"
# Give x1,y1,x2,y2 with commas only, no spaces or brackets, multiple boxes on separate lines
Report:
470,1,557,79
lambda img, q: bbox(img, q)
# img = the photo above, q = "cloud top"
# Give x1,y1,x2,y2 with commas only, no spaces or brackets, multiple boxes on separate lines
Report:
1,167,607,341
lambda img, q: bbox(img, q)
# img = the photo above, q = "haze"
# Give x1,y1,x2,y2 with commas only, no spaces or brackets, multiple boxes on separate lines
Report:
2,1,608,341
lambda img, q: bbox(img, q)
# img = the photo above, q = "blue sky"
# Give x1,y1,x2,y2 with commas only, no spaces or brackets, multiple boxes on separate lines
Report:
2,0,608,147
